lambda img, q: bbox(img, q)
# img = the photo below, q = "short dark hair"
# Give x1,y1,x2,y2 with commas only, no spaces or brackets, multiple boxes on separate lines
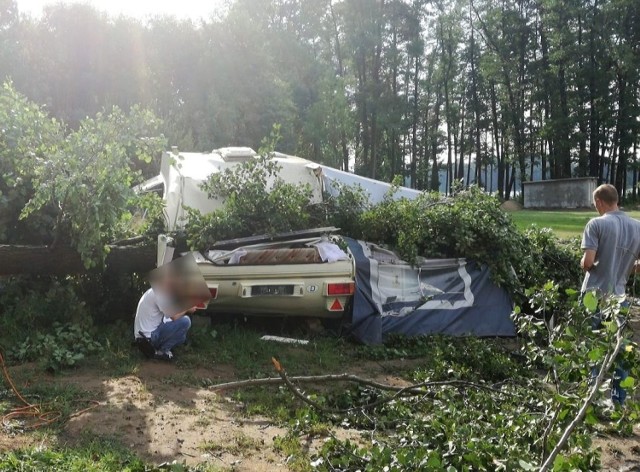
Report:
593,184,618,205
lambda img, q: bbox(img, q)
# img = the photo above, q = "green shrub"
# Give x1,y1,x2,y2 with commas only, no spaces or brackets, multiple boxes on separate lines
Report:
0,440,215,471
357,334,523,382
514,285,640,436
186,155,318,249
10,322,101,372
309,327,602,471
0,277,89,347
319,181,371,237
184,157,582,298
358,186,527,290
519,227,582,290
314,382,599,471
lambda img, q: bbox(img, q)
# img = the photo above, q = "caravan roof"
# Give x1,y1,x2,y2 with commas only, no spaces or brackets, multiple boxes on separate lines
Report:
158,147,421,231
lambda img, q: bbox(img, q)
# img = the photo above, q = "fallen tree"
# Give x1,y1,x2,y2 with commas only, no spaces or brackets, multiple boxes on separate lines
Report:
1,84,166,274
0,244,156,276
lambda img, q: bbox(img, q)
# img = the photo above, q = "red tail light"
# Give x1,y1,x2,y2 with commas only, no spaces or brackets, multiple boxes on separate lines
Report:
209,287,218,299
327,282,355,296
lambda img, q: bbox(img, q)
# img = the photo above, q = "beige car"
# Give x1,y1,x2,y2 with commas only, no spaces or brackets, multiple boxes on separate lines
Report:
194,229,355,319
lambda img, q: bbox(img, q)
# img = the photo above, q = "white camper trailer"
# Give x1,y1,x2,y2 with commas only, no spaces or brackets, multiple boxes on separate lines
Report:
141,147,421,318
146,147,420,266
154,146,420,232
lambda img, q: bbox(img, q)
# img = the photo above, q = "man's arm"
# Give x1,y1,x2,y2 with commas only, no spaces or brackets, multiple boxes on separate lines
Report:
580,219,599,273
581,249,596,272
169,306,197,321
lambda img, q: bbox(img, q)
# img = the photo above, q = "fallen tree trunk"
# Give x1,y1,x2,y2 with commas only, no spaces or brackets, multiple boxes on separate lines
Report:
0,244,156,276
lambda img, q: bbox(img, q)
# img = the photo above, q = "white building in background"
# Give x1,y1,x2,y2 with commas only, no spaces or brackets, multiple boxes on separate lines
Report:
522,177,597,209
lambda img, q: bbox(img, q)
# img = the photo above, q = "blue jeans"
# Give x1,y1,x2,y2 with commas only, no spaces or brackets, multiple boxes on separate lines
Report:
150,316,191,353
590,356,628,405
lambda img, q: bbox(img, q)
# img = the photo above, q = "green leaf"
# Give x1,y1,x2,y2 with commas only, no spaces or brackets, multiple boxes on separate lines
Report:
603,321,617,334
585,407,598,425
619,377,635,389
518,460,537,470
582,291,598,313
588,348,604,362
557,408,570,421
553,454,569,469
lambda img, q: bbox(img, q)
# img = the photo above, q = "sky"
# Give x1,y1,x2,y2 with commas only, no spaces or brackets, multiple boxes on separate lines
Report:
15,0,230,21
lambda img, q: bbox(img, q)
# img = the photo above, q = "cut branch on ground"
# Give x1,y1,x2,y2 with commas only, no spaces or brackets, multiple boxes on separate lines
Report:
209,358,518,415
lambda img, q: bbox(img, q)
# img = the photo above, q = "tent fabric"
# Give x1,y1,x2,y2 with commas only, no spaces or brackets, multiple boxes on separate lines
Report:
344,238,516,344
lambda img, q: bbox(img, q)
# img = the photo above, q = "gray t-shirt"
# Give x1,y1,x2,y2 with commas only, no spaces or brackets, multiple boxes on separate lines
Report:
581,210,640,296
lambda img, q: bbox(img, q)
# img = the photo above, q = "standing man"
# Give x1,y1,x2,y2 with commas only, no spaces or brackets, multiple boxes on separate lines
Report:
580,183,640,404
134,286,195,361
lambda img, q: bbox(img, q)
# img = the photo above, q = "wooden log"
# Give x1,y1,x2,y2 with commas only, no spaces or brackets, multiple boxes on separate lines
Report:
0,244,156,276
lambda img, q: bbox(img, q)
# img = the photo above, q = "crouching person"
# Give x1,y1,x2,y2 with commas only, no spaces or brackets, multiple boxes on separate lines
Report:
134,287,196,361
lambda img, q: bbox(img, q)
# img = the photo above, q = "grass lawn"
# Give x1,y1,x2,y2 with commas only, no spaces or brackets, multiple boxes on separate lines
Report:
507,209,640,238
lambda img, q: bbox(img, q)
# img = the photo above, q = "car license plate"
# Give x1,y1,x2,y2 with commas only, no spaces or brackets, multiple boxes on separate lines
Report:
250,285,295,296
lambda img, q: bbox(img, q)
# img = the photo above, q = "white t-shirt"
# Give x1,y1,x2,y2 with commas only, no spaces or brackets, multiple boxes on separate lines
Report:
133,288,173,339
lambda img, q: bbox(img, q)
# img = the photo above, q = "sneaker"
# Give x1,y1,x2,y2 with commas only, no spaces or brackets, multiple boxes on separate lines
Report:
153,350,174,362
135,333,156,358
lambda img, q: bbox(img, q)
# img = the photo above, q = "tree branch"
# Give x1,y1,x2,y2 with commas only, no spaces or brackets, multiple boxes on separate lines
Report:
210,372,425,395
210,359,517,415
0,243,156,275
539,317,627,472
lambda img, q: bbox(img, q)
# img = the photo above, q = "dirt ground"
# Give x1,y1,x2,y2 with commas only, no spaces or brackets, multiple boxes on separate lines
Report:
0,359,388,471
62,364,288,471
1,350,639,470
